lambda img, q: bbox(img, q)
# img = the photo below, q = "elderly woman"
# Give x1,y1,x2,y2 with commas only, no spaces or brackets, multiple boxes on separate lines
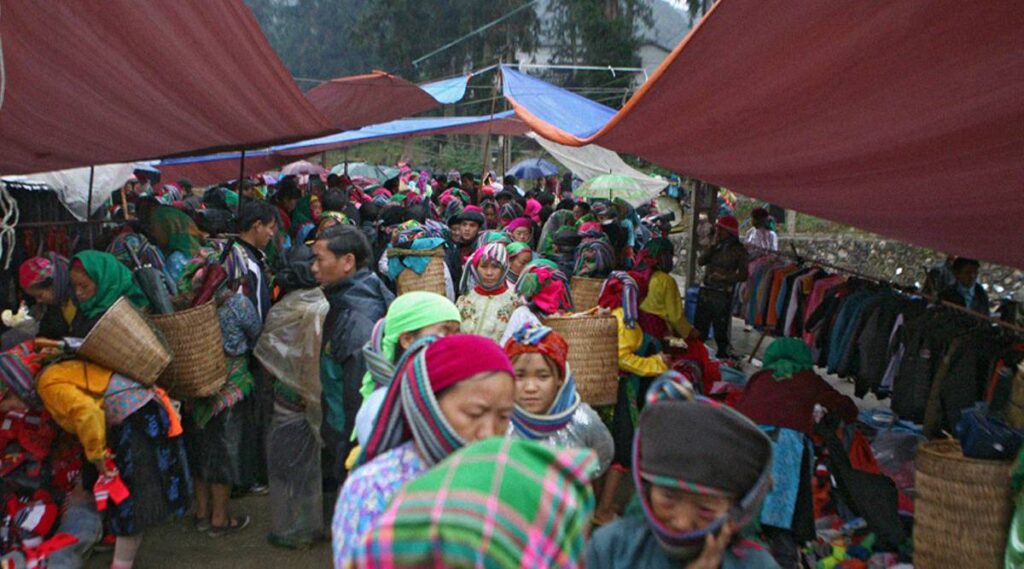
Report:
331,335,516,568
588,375,779,569
504,323,614,475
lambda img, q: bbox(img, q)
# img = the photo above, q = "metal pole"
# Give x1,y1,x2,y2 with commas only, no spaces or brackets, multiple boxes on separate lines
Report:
685,180,700,287
86,166,95,248
237,150,246,216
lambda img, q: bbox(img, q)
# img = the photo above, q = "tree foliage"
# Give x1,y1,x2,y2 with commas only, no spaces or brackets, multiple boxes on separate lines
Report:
544,0,653,95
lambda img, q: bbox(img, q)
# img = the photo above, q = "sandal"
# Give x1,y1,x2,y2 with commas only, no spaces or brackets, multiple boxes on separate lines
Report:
194,514,211,533
208,514,251,538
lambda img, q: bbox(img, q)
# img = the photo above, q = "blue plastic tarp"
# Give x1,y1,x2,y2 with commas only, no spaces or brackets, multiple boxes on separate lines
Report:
420,75,470,105
500,65,616,139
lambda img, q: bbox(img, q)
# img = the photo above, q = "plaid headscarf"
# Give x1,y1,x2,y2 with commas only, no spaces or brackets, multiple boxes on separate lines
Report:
460,242,509,294
515,262,573,316
349,437,597,569
361,335,514,467
634,373,773,560
598,271,640,328
504,324,581,440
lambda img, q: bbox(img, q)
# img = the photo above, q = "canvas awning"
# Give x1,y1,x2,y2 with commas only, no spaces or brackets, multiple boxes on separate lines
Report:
0,0,331,177
304,72,472,131
504,1,1024,269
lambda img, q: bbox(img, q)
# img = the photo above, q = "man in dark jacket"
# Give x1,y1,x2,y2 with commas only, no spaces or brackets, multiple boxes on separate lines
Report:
695,215,749,358
939,257,989,315
311,224,394,491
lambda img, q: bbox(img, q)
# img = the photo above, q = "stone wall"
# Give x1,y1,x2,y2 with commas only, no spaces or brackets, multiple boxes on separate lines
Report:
669,233,1024,298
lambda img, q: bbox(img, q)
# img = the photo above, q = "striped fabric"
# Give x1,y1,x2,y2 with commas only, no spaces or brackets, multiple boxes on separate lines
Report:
504,324,581,440
360,336,465,467
460,242,509,294
348,437,597,569
632,372,774,559
362,319,392,390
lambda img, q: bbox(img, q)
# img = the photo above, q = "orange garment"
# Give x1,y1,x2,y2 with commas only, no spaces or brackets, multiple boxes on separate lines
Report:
766,265,798,327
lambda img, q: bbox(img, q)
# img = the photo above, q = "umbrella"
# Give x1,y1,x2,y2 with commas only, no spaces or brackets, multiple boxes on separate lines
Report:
575,174,656,203
331,162,400,181
281,160,327,177
508,157,559,180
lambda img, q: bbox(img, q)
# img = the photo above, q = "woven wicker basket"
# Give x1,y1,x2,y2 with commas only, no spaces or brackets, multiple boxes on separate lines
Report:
151,301,227,399
914,439,1014,569
544,313,618,406
393,248,446,296
571,276,605,312
78,297,171,386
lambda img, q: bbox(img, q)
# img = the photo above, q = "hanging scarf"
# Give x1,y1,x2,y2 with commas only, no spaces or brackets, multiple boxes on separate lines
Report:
361,334,514,467
460,242,509,295
515,262,573,316
504,324,581,440
598,271,639,328
633,373,773,560
762,337,814,379
71,251,150,320
573,239,614,277
360,291,462,398
19,253,72,309
350,438,597,569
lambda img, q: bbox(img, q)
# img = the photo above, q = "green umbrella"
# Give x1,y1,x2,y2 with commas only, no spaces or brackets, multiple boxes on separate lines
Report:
575,174,655,202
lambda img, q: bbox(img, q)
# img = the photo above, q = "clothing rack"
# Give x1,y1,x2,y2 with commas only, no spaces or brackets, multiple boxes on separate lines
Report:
743,245,1024,362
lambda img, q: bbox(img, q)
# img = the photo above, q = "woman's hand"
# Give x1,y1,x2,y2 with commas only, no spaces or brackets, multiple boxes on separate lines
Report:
685,523,735,569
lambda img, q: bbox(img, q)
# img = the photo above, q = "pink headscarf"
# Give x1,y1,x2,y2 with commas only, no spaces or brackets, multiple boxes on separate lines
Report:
505,217,533,234
525,198,542,223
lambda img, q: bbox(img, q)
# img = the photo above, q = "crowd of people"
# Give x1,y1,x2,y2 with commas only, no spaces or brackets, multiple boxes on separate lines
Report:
0,165,878,569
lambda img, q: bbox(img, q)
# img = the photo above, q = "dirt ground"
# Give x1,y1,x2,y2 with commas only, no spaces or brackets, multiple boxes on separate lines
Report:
84,494,331,569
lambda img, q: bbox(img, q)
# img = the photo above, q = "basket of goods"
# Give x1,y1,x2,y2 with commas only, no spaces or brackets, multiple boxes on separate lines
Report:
78,297,171,386
570,276,605,312
391,247,447,296
913,439,1014,569
150,301,227,399
543,312,618,406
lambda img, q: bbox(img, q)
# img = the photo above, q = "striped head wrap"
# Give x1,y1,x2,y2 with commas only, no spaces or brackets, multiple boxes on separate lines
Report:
361,335,515,467
598,271,639,328
504,324,581,440
633,374,773,560
349,437,597,569
360,292,462,398
19,253,71,308
573,239,614,277
460,242,509,294
476,230,511,247
515,262,573,316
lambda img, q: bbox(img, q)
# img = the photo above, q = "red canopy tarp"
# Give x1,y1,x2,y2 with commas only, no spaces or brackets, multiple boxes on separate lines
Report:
516,1,1024,269
305,72,444,131
157,151,286,188
0,0,332,177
